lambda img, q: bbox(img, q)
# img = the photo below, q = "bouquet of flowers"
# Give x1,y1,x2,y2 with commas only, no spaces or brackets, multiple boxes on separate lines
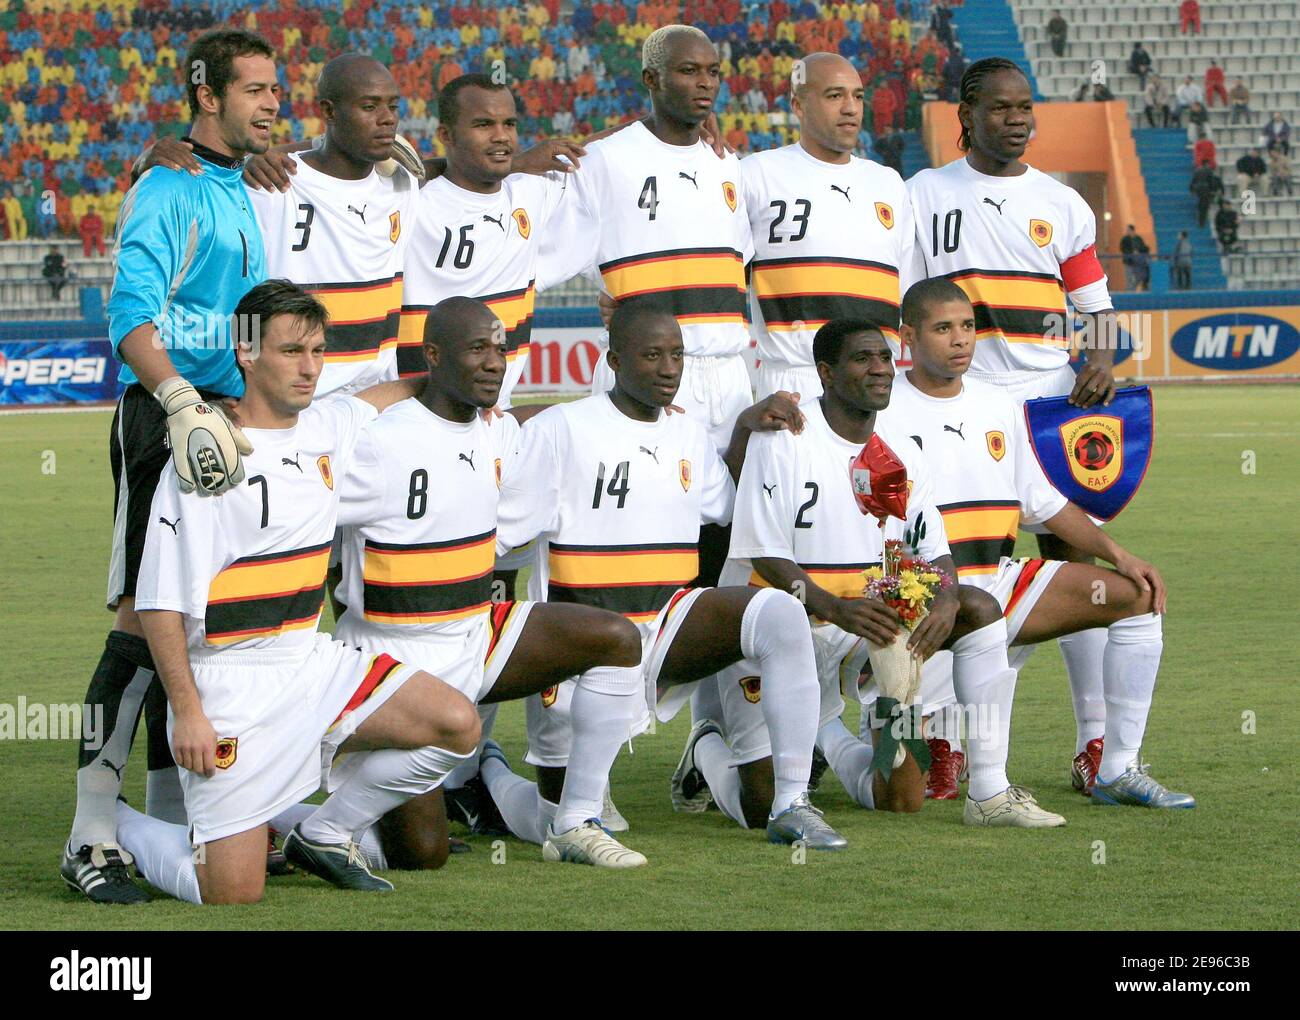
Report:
860,541,953,779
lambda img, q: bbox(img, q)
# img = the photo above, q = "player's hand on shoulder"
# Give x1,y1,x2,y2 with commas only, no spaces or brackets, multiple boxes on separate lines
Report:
597,291,618,327
699,112,731,159
172,709,218,777
906,587,958,659
739,391,804,435
1113,552,1167,614
136,136,201,178
513,138,588,175
831,596,902,647
156,378,252,496
1069,360,1117,408
243,149,298,193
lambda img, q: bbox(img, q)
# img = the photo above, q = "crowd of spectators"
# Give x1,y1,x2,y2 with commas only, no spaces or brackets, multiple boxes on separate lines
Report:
0,0,956,242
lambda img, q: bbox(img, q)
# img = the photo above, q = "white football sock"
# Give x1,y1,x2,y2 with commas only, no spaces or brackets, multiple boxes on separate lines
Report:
693,731,746,827
553,665,643,833
300,744,473,845
145,767,187,825
354,822,389,871
114,800,201,904
739,589,819,815
444,703,501,790
267,803,314,836
950,619,1017,801
481,756,546,845
690,674,724,725
1059,628,1108,752
818,716,875,809
1098,613,1162,783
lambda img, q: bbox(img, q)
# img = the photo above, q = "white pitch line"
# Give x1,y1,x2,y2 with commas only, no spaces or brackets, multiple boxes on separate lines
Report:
0,404,115,417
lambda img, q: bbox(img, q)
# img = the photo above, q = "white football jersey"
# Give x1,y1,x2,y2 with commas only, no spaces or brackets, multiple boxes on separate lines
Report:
334,398,519,636
743,143,915,366
497,392,734,629
246,153,419,397
398,172,570,408
538,122,755,358
906,157,1112,374
880,372,1067,585
722,397,949,598
135,397,378,651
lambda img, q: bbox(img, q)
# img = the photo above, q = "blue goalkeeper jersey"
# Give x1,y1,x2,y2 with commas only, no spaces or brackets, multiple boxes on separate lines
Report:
107,145,266,396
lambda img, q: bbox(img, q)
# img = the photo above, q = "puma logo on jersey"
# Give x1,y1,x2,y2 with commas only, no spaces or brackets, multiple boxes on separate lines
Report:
347,204,367,223
910,435,923,450
943,423,966,440
281,455,302,472
458,451,476,470
100,758,125,780
639,445,659,463
482,213,505,231
831,184,851,202
762,483,777,499
157,515,179,535
678,171,698,188
983,197,1006,215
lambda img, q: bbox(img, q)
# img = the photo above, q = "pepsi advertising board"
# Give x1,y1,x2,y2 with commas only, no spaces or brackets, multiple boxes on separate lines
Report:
0,339,124,405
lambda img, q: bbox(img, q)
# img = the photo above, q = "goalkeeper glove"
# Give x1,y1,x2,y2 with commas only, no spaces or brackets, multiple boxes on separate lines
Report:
155,377,253,496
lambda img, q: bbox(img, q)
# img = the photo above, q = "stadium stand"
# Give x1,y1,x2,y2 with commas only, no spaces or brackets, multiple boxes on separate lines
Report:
0,0,950,319
1015,0,1300,289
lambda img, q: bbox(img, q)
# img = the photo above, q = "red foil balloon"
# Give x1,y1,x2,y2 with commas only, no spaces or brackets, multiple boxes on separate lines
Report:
850,434,909,524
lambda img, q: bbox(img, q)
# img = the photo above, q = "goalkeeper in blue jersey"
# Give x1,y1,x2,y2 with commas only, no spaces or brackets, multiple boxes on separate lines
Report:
61,29,280,904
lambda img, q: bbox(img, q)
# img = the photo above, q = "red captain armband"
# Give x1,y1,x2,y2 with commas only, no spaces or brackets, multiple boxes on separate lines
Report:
1060,244,1106,291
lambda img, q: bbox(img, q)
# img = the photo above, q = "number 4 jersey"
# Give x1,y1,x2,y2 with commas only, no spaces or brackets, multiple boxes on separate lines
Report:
721,398,949,596
906,157,1112,375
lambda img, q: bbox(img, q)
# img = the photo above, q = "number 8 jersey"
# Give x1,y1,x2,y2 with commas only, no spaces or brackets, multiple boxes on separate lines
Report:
906,157,1112,375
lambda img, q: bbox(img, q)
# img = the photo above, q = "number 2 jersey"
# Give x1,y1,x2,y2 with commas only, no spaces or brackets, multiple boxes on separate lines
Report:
906,157,1112,375
721,397,949,595
539,122,755,358
134,397,378,652
743,143,915,366
334,398,520,644
497,392,734,630
397,172,572,408
246,154,420,398
880,372,1067,586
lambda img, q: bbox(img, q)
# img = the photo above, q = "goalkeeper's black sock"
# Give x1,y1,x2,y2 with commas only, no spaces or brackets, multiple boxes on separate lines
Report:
68,631,156,850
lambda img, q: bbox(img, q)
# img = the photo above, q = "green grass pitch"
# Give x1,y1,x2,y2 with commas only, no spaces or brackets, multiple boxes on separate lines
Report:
1,386,1296,930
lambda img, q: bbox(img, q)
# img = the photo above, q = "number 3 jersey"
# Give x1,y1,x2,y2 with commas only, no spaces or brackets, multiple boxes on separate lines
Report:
246,154,420,398
134,397,378,652
743,143,915,366
398,172,571,408
497,393,734,629
881,372,1067,586
334,399,521,641
721,398,949,596
539,122,755,358
906,157,1111,375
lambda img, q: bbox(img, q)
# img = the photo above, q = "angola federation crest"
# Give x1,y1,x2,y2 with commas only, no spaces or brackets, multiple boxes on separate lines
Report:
1029,218,1053,248
317,455,333,490
986,430,1006,461
875,201,894,229
389,210,401,243
738,675,762,704
541,685,559,708
679,458,692,492
722,181,737,212
512,207,531,239
214,737,238,770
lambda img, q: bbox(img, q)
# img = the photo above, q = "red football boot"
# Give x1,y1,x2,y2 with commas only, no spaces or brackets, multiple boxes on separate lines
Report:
1071,737,1104,796
925,738,964,800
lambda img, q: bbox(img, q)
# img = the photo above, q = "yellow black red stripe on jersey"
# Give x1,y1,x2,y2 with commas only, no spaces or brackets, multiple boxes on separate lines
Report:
939,500,1021,577
309,275,403,363
749,562,874,600
751,256,900,339
943,269,1068,347
395,281,537,376
204,540,331,645
547,541,699,623
599,247,747,327
361,530,496,624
